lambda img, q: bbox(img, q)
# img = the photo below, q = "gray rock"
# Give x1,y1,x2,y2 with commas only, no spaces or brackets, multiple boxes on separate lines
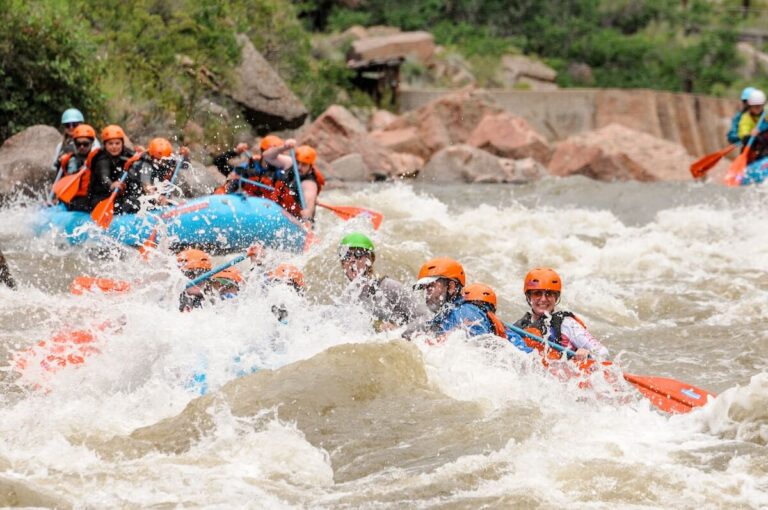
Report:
0,125,62,199
227,34,308,132
328,153,373,181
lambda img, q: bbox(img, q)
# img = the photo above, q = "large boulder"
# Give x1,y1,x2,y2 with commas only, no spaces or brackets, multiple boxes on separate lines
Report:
548,123,695,181
227,35,308,132
417,144,543,184
368,109,399,131
466,112,552,164
384,87,504,159
349,31,435,64
327,153,374,182
496,55,558,90
300,105,400,177
0,125,61,199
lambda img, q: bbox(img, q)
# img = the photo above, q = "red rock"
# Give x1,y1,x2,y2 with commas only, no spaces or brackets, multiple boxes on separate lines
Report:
548,123,695,181
369,127,425,156
385,87,504,159
300,105,400,176
368,109,399,131
467,112,551,164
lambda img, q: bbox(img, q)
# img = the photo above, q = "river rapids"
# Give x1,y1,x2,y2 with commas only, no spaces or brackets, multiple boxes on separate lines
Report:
0,178,766,508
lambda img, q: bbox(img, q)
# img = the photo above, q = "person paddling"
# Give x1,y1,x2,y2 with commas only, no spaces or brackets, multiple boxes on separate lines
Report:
338,233,427,331
51,108,101,172
247,242,306,323
727,87,755,145
177,248,217,312
403,257,492,341
461,283,530,352
513,268,608,360
132,137,189,206
89,125,142,214
212,134,286,196
261,140,325,223
52,124,99,211
738,89,768,160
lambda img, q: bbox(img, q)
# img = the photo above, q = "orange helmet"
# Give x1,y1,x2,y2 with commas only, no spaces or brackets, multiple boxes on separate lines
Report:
176,249,213,271
148,137,173,159
267,264,304,288
416,257,466,288
101,124,125,142
523,268,562,294
295,145,317,165
462,283,497,309
212,267,243,285
72,124,96,140
259,135,284,151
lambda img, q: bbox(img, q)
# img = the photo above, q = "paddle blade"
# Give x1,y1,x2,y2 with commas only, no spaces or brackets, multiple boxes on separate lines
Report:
690,144,735,179
723,150,749,186
138,227,159,260
623,373,715,414
52,169,86,203
318,202,384,230
91,195,117,228
71,276,132,295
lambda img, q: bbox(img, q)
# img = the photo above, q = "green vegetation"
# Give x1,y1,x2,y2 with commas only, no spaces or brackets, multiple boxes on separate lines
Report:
2,0,768,142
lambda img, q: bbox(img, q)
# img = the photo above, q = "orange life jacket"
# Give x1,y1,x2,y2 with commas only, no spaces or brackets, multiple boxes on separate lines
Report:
487,310,507,339
276,165,325,217
57,149,100,201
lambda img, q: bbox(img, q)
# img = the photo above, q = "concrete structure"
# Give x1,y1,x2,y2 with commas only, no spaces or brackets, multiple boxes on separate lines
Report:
399,88,735,157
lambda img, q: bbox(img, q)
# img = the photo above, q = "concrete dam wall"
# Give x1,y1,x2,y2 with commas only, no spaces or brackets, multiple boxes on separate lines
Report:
399,88,735,157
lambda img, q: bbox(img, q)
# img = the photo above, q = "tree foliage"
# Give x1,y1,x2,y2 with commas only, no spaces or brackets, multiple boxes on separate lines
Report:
0,0,105,141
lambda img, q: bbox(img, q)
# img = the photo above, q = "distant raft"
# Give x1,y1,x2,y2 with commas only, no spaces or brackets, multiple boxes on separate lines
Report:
739,156,768,186
34,194,309,253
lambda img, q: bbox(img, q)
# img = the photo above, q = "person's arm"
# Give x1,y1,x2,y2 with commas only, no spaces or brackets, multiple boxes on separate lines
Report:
91,153,116,191
560,317,608,358
262,139,296,170
212,146,246,178
51,141,64,172
299,179,318,221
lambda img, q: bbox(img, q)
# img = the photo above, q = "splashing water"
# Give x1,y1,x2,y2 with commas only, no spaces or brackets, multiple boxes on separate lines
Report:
0,179,766,508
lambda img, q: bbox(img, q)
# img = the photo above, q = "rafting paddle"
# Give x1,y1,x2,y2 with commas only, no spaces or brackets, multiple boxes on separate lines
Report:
52,167,88,203
289,148,307,211
185,252,250,290
237,177,383,229
689,144,736,179
504,323,715,414
724,110,767,186
91,171,128,228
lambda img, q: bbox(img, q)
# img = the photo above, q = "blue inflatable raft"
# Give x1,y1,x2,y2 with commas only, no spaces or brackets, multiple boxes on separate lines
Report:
739,156,768,186
34,194,308,253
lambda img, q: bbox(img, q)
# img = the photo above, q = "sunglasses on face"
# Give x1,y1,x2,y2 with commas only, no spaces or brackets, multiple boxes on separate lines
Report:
528,290,559,299
64,122,81,129
74,140,92,148
339,248,371,261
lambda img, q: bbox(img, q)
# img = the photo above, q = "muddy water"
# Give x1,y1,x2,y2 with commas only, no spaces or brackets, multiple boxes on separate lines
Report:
0,178,766,508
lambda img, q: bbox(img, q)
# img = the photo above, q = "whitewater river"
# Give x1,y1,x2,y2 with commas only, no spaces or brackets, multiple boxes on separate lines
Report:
0,178,766,508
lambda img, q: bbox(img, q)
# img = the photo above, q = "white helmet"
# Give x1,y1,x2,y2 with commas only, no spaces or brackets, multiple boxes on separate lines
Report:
747,89,766,106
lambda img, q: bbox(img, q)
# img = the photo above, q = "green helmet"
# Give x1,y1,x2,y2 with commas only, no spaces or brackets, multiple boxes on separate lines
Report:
339,232,374,258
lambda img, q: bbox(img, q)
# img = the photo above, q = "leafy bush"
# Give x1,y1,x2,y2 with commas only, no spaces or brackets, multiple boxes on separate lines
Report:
0,0,105,141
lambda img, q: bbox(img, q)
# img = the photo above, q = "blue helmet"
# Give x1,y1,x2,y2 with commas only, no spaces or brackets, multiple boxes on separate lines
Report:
61,108,84,124
741,87,756,101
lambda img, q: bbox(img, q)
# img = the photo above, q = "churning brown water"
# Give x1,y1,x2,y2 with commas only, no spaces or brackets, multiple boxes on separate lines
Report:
0,178,766,508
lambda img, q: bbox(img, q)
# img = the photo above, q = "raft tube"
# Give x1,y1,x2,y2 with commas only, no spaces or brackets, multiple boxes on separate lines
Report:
33,194,308,253
739,156,768,186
